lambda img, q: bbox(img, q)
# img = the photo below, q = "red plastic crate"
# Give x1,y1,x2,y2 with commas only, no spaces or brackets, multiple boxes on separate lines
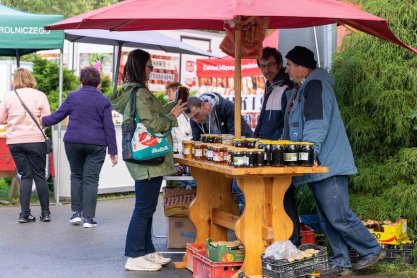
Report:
191,244,242,278
186,243,207,271
300,224,315,245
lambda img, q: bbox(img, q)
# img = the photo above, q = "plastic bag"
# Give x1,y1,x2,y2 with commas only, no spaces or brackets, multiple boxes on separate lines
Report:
264,240,303,261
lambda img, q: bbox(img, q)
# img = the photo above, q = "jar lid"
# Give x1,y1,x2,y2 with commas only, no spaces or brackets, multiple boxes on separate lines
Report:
299,142,314,145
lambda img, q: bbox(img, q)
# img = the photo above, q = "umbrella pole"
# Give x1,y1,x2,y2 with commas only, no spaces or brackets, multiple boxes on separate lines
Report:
113,42,123,96
16,49,20,67
234,26,242,138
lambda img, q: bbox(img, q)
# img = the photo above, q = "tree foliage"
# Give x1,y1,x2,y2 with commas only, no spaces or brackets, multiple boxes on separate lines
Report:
330,0,417,232
0,0,121,18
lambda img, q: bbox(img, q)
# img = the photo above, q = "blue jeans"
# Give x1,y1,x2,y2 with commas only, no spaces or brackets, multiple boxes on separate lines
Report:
65,142,106,218
309,176,381,268
125,176,162,257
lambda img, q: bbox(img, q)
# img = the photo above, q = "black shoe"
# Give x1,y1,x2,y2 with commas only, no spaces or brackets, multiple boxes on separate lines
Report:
354,249,386,270
320,265,352,278
40,211,51,222
18,213,36,223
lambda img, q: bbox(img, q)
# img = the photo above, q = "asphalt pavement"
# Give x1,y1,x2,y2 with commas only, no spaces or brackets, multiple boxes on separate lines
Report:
0,196,191,278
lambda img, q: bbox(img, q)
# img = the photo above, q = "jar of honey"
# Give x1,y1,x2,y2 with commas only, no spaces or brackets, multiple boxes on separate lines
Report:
233,138,247,148
206,144,214,161
182,140,193,159
233,149,246,167
193,143,203,159
246,138,258,149
284,142,298,166
298,142,314,167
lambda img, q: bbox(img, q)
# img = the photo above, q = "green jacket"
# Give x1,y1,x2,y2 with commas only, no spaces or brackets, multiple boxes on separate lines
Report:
112,82,178,180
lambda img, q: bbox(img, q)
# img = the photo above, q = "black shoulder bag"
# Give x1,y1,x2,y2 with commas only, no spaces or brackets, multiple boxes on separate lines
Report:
121,87,166,165
14,90,53,154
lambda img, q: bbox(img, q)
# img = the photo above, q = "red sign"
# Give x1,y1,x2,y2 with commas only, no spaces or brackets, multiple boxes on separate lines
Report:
196,58,262,78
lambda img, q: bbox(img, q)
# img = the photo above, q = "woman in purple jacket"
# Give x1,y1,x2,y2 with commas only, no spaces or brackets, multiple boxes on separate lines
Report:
42,67,118,228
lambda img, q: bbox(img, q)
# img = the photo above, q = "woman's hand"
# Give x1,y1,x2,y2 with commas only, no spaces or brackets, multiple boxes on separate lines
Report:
110,154,118,167
170,100,187,118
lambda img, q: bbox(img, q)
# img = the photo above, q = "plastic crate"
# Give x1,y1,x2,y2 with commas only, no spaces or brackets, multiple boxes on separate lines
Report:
186,243,207,271
350,243,415,264
300,224,315,245
193,248,242,278
262,244,329,278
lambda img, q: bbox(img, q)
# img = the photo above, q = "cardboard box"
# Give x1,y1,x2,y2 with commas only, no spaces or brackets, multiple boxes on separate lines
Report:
368,219,408,245
206,238,245,262
163,186,196,217
167,216,196,248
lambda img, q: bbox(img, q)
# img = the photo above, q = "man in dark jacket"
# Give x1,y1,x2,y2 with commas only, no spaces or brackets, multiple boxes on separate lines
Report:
254,47,300,247
186,92,254,140
254,47,292,139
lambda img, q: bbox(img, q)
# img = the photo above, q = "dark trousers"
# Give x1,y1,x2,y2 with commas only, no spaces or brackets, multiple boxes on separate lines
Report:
8,142,49,214
65,142,106,218
125,176,162,257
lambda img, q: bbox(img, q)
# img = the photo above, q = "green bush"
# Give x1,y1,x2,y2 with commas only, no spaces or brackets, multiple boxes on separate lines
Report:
330,0,417,234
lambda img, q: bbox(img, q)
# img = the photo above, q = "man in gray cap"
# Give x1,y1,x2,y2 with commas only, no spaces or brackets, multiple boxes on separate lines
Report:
282,46,385,278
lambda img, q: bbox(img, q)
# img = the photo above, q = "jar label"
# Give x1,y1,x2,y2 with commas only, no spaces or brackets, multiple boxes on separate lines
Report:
233,156,245,166
298,152,309,161
284,153,298,161
195,150,202,157
183,148,191,155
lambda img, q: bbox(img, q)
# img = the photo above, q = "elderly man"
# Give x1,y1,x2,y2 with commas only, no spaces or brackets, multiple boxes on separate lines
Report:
283,46,385,277
185,92,253,140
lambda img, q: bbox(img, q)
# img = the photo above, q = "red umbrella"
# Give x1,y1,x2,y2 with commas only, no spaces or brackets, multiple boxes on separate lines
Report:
46,0,417,136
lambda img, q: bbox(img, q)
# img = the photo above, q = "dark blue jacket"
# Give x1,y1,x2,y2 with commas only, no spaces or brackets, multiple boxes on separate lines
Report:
42,86,117,155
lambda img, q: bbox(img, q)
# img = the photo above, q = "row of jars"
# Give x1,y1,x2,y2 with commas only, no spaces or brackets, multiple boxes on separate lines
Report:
182,139,315,167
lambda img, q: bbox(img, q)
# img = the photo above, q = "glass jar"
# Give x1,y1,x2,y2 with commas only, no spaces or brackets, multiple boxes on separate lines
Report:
201,143,207,159
221,134,234,146
271,142,285,167
256,149,265,167
213,145,223,163
284,142,298,166
233,138,247,148
246,138,258,149
206,144,214,161
182,140,193,159
227,146,234,166
175,86,189,103
206,135,215,144
233,149,246,167
298,142,314,166
201,134,208,143
213,135,222,144
193,143,203,159
258,140,272,166
246,149,256,167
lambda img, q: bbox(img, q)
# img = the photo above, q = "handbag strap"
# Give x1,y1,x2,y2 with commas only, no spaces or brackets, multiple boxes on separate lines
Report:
14,89,48,141
129,87,173,138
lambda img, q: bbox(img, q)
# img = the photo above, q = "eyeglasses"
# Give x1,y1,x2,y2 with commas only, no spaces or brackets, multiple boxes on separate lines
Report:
259,61,277,70
146,65,154,71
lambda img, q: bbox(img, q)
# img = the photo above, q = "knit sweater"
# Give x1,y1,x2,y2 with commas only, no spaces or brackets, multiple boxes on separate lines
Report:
0,88,50,144
42,86,117,155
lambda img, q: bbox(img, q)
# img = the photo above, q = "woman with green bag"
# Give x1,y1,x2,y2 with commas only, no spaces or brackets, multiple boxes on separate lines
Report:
112,49,186,272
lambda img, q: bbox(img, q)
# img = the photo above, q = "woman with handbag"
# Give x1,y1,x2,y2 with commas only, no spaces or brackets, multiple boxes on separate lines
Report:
42,66,118,228
0,68,51,223
112,49,186,272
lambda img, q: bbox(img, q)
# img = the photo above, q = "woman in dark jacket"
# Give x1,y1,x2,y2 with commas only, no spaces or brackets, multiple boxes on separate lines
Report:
42,67,118,228
112,49,186,272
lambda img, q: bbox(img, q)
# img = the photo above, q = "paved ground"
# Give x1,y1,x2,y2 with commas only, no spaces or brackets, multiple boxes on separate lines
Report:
0,196,191,278
0,196,407,278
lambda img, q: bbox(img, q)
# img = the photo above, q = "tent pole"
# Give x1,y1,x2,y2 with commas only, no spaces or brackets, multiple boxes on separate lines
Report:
234,24,242,138
55,48,64,206
72,42,76,70
16,49,20,67
113,42,123,96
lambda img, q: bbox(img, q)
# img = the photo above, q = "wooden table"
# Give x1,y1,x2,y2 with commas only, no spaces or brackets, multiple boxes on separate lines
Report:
173,154,328,276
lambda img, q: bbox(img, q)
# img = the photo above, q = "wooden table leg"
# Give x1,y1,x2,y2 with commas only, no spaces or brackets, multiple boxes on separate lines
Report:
234,175,293,276
175,166,237,269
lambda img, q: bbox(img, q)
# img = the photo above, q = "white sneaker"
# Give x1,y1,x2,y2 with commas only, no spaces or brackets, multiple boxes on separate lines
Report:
125,256,162,271
144,252,171,266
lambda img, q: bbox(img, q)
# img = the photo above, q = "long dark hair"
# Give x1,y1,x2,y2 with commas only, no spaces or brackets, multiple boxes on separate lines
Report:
122,49,151,85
